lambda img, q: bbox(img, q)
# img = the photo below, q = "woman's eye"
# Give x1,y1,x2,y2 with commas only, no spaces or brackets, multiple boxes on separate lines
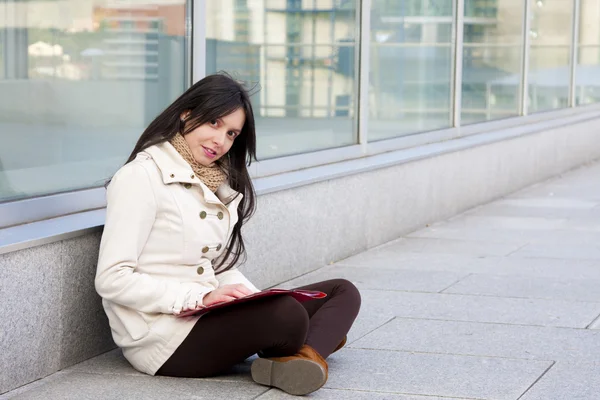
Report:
227,131,237,138
210,120,218,126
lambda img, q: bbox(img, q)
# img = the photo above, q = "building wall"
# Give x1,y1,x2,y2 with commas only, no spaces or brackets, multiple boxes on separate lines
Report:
2,112,600,394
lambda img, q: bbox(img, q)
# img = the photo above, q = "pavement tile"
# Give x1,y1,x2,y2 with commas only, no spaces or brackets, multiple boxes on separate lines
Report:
345,311,395,344
444,273,600,302
360,289,600,328
564,216,600,231
338,251,600,280
277,265,468,293
256,388,464,399
431,215,570,231
68,349,255,384
350,318,600,362
588,315,600,330
2,372,267,400
379,237,523,257
510,243,600,260
323,348,551,400
409,224,600,246
519,360,600,400
512,183,600,200
462,198,600,219
338,250,504,271
408,225,537,245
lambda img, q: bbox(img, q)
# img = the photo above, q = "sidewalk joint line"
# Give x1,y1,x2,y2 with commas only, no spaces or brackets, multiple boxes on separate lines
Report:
343,346,555,363
387,316,600,331
269,264,334,289
250,388,272,400
585,311,600,329
347,316,396,345
438,273,472,293
505,242,530,256
516,360,557,400
320,387,486,400
360,287,600,304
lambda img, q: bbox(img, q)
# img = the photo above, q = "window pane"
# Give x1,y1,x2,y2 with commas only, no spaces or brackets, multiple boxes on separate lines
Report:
0,0,189,203
369,0,453,141
577,0,600,105
206,0,359,160
461,0,523,125
528,0,573,113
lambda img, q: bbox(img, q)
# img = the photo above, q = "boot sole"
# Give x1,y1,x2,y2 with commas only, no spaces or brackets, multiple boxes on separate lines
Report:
251,358,327,396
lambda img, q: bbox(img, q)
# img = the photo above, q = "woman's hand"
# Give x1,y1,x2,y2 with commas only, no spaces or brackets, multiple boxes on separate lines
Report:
202,284,254,307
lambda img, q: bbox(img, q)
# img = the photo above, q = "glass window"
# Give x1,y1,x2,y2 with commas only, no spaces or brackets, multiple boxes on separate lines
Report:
461,0,523,125
577,0,600,105
206,0,359,160
528,0,573,113
369,0,454,141
0,0,189,203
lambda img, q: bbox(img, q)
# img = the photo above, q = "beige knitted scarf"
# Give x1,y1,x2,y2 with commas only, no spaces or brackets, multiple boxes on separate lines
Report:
169,132,228,192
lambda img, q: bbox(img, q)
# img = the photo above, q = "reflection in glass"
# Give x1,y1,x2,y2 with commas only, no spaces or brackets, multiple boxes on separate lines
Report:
576,0,600,105
206,0,359,160
461,0,523,125
527,0,573,113
0,0,189,202
577,47,600,105
369,0,453,141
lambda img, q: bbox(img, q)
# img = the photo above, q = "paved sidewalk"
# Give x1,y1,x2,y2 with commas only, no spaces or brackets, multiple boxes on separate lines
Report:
4,161,600,400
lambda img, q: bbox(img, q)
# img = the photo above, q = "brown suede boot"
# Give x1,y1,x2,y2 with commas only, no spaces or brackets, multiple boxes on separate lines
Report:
251,344,328,396
332,336,347,354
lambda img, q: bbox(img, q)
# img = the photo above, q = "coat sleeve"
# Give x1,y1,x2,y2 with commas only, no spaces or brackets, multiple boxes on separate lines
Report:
216,268,261,293
95,162,213,314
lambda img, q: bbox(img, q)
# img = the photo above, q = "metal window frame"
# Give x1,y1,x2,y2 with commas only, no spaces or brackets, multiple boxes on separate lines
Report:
357,0,370,151
192,0,206,83
519,0,532,116
451,0,465,128
569,0,581,107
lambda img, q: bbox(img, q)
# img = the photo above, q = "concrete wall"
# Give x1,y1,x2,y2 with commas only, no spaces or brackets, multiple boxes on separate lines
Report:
0,231,114,394
2,115,600,394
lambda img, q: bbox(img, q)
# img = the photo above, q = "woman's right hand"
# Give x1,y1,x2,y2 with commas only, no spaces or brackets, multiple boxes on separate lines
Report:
202,284,254,307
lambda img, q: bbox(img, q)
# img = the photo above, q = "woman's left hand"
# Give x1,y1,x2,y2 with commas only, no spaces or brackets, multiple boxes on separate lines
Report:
201,284,254,307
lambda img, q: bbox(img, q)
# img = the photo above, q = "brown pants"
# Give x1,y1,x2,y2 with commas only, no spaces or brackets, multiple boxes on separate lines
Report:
156,279,361,378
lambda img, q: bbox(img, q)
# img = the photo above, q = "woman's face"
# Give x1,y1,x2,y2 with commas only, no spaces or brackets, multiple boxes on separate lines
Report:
181,108,245,166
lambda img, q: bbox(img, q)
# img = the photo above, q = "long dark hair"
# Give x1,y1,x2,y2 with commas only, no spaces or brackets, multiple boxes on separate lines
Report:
123,73,258,273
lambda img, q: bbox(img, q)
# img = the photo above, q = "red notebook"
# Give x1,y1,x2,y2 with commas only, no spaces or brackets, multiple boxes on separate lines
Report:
177,289,327,318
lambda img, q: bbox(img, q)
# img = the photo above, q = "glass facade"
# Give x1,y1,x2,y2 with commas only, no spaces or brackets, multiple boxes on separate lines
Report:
206,0,359,160
462,0,523,124
1,0,600,211
527,0,573,113
577,0,600,105
0,0,189,202
369,0,453,140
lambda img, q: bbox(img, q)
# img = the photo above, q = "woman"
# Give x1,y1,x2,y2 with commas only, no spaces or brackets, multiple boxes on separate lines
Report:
95,73,361,396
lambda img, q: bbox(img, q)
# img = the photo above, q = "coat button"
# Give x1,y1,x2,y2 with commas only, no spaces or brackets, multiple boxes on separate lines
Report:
217,212,224,220
196,266,204,275
190,174,195,179
202,246,209,253
216,244,222,251
170,174,175,178
184,183,192,189
199,211,207,219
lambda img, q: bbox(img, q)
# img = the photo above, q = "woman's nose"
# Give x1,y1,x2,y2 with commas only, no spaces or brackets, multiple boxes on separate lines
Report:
212,130,226,147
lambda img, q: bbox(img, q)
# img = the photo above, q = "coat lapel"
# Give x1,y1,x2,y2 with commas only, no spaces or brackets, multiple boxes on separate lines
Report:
142,142,242,206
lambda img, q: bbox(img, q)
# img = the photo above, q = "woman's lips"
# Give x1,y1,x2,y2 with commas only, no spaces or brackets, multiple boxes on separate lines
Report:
202,146,216,159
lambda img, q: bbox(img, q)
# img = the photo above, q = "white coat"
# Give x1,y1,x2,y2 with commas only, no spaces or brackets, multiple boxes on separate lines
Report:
95,141,260,375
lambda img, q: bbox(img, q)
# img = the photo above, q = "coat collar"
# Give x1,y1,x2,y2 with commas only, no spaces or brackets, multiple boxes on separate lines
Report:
141,142,242,205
